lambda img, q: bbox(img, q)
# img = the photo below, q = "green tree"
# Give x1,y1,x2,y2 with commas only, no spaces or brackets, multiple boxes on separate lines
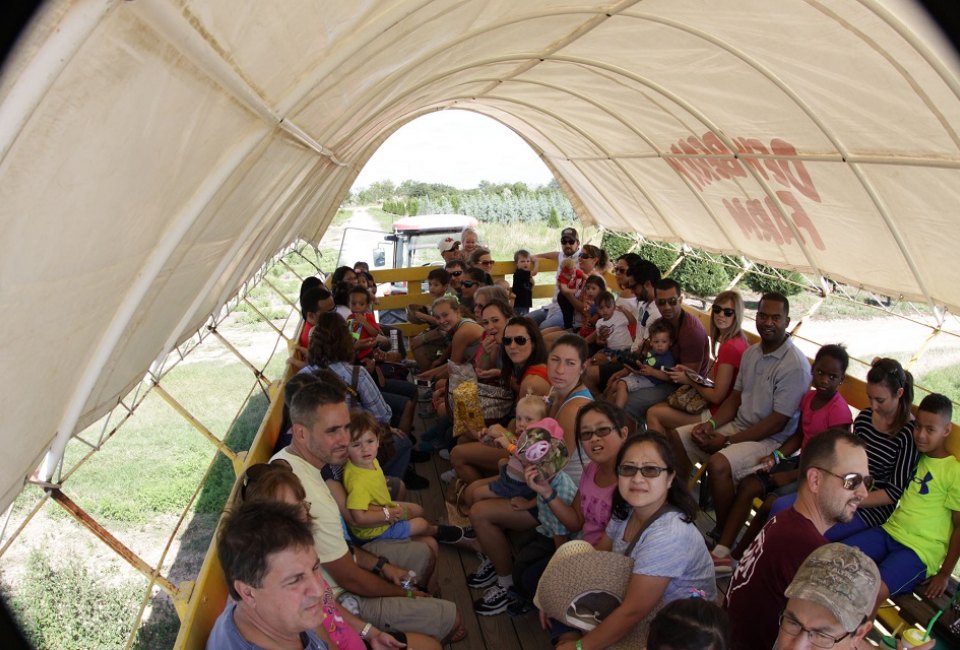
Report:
672,254,734,298
744,264,805,296
547,207,561,228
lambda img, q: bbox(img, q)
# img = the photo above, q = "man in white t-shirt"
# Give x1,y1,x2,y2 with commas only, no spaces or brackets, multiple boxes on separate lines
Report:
527,227,581,327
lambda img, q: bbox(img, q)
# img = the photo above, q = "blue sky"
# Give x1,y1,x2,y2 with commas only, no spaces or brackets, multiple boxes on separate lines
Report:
352,110,555,190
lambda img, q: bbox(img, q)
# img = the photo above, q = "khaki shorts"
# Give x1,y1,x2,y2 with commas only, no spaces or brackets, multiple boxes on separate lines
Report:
356,592,457,640
362,538,432,577
675,421,780,484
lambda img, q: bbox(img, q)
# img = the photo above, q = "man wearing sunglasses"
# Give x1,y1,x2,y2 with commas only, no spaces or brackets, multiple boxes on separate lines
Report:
444,259,466,292
726,429,871,650
526,227,580,327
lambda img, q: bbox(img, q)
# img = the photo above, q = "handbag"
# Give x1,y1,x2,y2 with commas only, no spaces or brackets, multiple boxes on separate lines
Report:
666,384,709,414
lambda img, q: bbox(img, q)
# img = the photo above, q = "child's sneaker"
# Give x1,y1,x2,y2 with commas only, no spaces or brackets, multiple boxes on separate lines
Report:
440,469,457,484
466,554,496,589
506,596,534,617
435,525,475,544
474,584,511,616
712,552,735,576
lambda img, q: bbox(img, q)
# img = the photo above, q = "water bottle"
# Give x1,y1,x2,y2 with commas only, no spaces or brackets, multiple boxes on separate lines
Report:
390,329,399,353
400,570,417,590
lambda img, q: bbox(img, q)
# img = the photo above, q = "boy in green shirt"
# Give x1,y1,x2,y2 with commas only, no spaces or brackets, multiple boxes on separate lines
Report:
847,393,960,608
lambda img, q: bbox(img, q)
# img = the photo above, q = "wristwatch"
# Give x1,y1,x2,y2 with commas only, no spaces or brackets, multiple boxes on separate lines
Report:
372,555,388,576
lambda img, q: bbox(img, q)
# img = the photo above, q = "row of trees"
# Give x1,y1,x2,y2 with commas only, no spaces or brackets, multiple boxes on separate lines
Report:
351,178,574,224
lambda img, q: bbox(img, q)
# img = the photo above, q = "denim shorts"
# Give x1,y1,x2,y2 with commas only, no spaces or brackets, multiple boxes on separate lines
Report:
490,464,537,500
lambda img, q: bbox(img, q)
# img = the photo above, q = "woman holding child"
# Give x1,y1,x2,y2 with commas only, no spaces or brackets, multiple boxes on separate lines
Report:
645,290,748,435
549,432,715,650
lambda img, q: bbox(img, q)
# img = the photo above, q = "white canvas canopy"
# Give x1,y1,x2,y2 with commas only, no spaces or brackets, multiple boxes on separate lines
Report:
1,0,958,515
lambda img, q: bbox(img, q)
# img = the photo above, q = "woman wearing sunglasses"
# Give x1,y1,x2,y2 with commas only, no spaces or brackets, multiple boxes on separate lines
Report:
646,290,749,436
550,432,714,650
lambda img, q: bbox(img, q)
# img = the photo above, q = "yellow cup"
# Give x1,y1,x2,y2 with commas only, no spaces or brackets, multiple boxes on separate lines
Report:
901,627,931,648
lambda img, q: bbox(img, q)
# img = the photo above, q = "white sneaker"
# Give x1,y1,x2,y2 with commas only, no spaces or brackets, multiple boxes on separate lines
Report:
440,469,457,483
438,449,451,460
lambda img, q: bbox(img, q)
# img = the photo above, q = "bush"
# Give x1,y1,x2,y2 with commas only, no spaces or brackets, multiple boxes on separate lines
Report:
9,550,142,650
672,255,734,298
600,231,635,261
546,207,561,228
637,241,679,274
744,264,805,296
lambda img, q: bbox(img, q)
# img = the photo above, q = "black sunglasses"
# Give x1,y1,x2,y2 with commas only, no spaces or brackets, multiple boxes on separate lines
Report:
449,271,463,277
617,464,670,478
656,297,679,307
578,425,617,441
813,467,875,491
461,280,477,288
502,335,529,346
478,260,494,266
712,305,736,317
560,238,576,245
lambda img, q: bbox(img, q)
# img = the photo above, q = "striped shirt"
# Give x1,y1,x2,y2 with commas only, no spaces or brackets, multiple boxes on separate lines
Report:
853,409,919,528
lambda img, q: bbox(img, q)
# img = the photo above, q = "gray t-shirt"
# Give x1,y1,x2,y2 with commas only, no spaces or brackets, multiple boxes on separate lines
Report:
732,337,811,444
605,510,716,603
207,601,329,650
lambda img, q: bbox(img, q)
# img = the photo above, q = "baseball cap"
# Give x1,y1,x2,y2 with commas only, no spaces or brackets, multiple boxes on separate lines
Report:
438,237,460,252
560,227,578,241
784,543,880,632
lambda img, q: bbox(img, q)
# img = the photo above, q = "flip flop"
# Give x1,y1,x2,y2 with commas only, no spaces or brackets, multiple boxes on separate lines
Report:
443,625,468,644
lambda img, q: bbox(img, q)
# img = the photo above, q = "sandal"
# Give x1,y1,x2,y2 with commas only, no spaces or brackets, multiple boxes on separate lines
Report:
443,625,468,644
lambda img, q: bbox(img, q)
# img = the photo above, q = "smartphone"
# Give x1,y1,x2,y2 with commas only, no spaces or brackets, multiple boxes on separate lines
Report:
685,370,715,388
415,378,433,387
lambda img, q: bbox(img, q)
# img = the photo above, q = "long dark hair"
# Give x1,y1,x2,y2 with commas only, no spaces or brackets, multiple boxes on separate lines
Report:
500,316,547,380
307,313,354,364
611,432,698,523
647,598,730,650
866,357,914,432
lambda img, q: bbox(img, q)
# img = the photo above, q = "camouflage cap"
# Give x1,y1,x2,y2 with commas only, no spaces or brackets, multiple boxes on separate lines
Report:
784,543,880,632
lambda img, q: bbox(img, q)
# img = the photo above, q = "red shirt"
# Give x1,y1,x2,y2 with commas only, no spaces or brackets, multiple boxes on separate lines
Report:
347,312,380,360
299,321,313,348
726,507,826,650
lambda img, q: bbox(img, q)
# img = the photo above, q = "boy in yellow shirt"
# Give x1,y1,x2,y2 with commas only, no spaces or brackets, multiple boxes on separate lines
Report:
847,393,960,607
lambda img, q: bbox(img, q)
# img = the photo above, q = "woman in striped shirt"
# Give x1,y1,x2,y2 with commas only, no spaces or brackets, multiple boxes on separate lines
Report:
769,357,918,541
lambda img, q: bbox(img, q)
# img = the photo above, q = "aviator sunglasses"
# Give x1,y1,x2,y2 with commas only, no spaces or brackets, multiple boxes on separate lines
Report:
502,335,529,346
813,467,875,491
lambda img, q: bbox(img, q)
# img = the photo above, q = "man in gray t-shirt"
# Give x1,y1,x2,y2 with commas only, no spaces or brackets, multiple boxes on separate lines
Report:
672,293,811,541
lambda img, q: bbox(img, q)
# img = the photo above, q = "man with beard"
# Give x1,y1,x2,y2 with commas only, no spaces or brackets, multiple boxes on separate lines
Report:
527,227,581,327
726,429,871,650
272,381,462,643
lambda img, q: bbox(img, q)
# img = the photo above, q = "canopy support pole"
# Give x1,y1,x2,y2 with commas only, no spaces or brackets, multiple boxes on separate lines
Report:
47,488,189,617
206,326,271,397
151,383,244,478
725,258,753,291
791,277,833,338
262,277,300,311
241,298,289,341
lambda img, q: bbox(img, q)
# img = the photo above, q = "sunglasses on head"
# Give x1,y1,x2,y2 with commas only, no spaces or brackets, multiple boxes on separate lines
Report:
241,463,289,501
712,305,736,317
656,297,679,307
461,280,477,288
617,464,670,478
449,270,463,277
814,467,875,491
560,238,576,245
502,335,529,346
578,425,617,441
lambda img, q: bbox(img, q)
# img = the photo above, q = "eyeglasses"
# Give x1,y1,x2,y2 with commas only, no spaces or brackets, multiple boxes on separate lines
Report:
479,260,494,266
461,281,477,288
656,297,679,307
617,464,670,478
560,238,576,245
502,335,529,346
813,467,875,491
778,613,854,648
578,425,617,441
449,271,463,277
712,305,735,317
